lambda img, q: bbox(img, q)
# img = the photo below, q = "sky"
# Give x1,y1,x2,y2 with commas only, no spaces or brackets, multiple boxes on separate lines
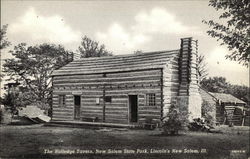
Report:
1,0,249,87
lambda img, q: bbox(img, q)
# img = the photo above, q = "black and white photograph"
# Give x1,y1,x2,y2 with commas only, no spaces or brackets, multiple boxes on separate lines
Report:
0,0,249,159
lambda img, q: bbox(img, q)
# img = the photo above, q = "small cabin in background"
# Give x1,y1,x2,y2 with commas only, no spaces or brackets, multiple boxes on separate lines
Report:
200,89,249,126
51,37,202,125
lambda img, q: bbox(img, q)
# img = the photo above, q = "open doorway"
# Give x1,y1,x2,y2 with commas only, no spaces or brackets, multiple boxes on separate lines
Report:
74,95,81,120
129,95,138,123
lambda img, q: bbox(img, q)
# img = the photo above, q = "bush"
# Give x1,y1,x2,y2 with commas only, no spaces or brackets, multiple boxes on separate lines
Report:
201,100,215,125
188,118,213,132
162,101,189,135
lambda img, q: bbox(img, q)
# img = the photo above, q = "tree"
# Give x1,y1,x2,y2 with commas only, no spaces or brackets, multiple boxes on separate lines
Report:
227,84,249,103
1,92,18,114
78,36,112,58
0,24,11,50
3,43,73,107
203,0,250,66
201,76,249,103
200,77,229,93
162,99,189,135
198,55,208,82
0,25,11,82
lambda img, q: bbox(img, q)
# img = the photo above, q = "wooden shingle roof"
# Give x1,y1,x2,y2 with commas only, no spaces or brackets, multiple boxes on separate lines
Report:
52,50,180,76
210,92,246,104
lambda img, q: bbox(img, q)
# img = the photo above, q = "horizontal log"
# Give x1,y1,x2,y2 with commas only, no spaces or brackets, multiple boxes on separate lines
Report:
53,79,161,86
105,114,128,119
82,112,103,116
52,104,59,107
82,102,128,106
105,111,129,115
106,89,161,94
81,106,103,110
108,69,161,77
53,111,73,115
51,94,157,100
105,117,128,121
53,86,162,93
82,109,103,113
106,107,128,111
105,118,129,122
162,84,179,89
105,104,128,108
53,69,161,81
53,65,165,76
52,115,73,119
105,118,128,123
81,113,103,117
138,106,161,110
163,92,178,96
105,106,129,110
163,82,179,87
54,74,161,84
53,108,73,112
105,109,128,112
82,95,127,98
81,98,128,106
138,114,161,119
81,97,128,101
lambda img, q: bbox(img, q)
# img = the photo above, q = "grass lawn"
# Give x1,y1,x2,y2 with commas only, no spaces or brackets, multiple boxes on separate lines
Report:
0,124,249,159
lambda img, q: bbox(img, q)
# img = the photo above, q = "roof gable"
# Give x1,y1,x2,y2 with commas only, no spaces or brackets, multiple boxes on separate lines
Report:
52,50,180,76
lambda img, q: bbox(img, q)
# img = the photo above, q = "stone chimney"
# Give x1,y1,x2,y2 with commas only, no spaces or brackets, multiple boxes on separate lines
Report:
178,37,201,119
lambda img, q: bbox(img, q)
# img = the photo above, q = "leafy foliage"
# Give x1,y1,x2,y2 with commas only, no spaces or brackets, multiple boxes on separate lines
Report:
201,100,215,125
3,43,73,106
0,24,11,82
201,76,249,103
202,0,250,66
162,99,189,135
188,118,213,132
201,77,229,93
0,24,11,50
78,36,112,58
227,84,249,104
0,91,23,115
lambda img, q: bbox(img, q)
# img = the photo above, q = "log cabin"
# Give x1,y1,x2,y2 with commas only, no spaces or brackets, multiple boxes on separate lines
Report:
200,88,249,126
51,37,202,125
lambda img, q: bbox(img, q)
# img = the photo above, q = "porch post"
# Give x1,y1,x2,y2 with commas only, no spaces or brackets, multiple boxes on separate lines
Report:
103,87,106,122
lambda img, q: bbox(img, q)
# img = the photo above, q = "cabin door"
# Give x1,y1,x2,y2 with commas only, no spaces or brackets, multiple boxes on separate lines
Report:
129,95,138,123
74,95,81,120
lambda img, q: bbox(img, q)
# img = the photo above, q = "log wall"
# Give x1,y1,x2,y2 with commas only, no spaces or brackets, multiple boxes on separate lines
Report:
52,69,162,123
162,56,180,116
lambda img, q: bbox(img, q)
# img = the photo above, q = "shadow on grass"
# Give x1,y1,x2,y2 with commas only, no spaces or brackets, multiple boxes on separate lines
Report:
149,133,185,137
